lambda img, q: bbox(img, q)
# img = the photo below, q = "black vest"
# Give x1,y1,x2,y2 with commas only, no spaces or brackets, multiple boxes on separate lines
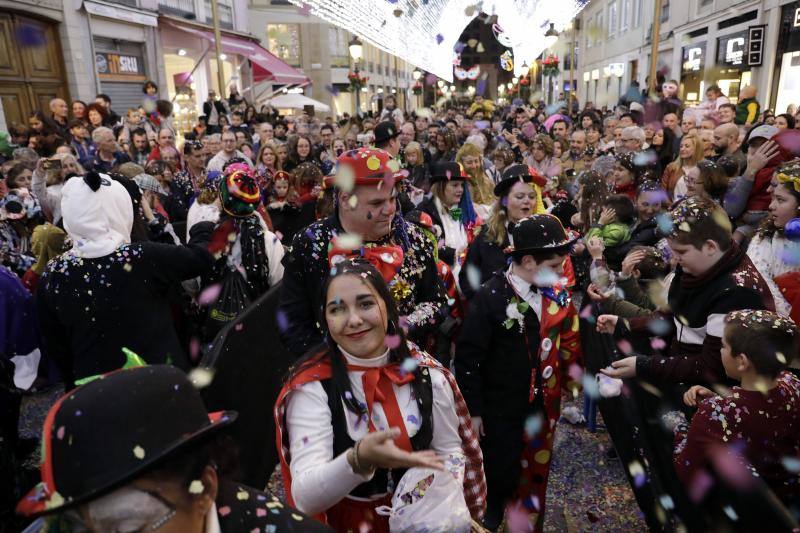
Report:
320,368,434,498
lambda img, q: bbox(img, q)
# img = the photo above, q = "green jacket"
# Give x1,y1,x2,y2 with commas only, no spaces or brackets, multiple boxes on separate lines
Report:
735,97,760,125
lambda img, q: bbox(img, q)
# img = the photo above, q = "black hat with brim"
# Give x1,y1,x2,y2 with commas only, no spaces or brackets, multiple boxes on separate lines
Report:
506,214,579,254
429,161,467,185
16,365,236,517
493,164,548,198
373,121,400,145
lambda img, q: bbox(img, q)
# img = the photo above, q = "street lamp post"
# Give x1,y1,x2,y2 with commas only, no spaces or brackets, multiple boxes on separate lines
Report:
348,35,364,116
412,67,422,108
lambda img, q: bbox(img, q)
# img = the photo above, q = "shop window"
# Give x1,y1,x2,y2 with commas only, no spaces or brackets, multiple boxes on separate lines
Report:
329,27,349,68
620,0,630,31
595,13,603,45
158,0,196,18
267,24,302,67
204,0,233,29
608,1,617,37
634,0,643,28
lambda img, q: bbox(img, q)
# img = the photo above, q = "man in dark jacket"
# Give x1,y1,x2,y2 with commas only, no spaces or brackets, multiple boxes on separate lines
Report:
277,147,447,356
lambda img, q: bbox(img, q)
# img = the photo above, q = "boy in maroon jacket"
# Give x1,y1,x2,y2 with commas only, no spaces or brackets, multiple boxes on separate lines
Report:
674,309,800,506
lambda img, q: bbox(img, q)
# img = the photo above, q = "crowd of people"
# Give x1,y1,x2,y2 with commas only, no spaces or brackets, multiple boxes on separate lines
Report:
2,73,800,532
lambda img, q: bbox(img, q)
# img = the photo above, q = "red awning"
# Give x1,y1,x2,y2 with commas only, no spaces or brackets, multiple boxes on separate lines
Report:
162,20,308,85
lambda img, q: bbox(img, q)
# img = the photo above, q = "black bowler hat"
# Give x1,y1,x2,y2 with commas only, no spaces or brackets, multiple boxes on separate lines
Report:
493,164,548,198
429,161,467,185
373,121,400,145
16,365,237,517
507,214,579,254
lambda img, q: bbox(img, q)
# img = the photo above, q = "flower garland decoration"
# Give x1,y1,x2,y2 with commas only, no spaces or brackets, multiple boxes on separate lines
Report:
412,82,423,95
504,297,530,332
347,72,369,90
541,55,560,77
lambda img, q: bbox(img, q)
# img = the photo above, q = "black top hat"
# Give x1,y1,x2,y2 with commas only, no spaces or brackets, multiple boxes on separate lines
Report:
373,121,400,145
429,161,467,185
16,365,237,517
493,164,548,198
508,214,579,254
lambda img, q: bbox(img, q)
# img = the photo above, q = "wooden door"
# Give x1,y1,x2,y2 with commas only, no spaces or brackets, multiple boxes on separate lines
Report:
0,12,68,127
0,85,28,127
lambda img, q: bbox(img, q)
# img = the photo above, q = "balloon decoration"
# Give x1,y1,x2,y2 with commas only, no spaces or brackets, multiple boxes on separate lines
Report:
493,23,514,47
785,218,800,242
500,50,514,71
454,65,481,80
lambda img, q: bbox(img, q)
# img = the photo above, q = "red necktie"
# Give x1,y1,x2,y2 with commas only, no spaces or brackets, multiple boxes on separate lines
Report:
347,363,415,452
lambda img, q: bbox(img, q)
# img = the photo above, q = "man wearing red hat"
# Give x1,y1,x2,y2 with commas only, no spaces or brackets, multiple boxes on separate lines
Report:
278,147,448,355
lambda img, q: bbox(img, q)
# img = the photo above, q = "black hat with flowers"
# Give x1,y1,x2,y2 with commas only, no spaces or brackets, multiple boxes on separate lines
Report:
16,365,236,517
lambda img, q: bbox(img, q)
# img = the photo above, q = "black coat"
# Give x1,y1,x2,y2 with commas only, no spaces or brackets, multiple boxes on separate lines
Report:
37,224,214,386
458,228,509,301
455,271,541,418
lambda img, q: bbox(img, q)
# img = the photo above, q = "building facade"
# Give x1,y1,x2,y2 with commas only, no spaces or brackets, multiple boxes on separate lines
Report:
576,0,799,113
0,0,307,131
246,0,416,117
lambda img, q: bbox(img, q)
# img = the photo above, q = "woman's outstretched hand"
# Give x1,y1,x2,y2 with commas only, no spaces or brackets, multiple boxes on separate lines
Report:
353,428,444,472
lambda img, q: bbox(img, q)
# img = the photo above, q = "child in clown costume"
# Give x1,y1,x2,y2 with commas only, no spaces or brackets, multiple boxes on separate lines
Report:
455,214,582,531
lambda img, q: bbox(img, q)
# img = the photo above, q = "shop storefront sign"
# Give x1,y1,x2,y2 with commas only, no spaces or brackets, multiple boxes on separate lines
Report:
748,25,766,66
96,51,145,79
717,31,748,67
682,42,705,72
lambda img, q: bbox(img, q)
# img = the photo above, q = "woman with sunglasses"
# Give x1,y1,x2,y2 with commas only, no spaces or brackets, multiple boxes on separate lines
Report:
16,364,331,532
274,259,486,531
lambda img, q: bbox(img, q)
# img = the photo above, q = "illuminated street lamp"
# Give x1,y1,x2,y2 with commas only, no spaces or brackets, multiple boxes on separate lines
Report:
544,23,559,48
349,35,364,115
412,68,422,81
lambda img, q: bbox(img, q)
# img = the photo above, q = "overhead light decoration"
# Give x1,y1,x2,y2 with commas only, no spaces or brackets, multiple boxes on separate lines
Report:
177,48,187,56
284,0,588,81
219,53,227,60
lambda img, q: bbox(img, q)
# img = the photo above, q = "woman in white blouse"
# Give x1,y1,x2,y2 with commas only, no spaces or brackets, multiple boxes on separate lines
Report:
274,260,485,531
417,161,481,282
747,162,800,317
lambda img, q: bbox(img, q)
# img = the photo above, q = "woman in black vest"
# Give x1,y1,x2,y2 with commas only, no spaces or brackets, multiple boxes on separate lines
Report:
459,164,548,299
274,260,485,531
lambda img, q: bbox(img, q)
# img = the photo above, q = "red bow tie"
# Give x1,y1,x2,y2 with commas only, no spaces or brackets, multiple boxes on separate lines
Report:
347,362,415,452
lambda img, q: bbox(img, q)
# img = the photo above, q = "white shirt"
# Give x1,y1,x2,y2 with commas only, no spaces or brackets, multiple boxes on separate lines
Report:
506,265,543,323
747,233,798,316
284,347,464,516
435,197,468,249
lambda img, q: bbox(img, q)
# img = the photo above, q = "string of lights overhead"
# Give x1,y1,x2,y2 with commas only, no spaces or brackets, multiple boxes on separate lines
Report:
285,0,589,82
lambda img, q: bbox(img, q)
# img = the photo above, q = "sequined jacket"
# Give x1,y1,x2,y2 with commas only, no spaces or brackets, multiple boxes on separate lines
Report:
673,371,800,505
278,214,448,355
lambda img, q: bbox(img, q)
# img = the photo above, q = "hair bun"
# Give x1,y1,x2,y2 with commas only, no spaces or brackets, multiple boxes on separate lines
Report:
84,171,102,191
